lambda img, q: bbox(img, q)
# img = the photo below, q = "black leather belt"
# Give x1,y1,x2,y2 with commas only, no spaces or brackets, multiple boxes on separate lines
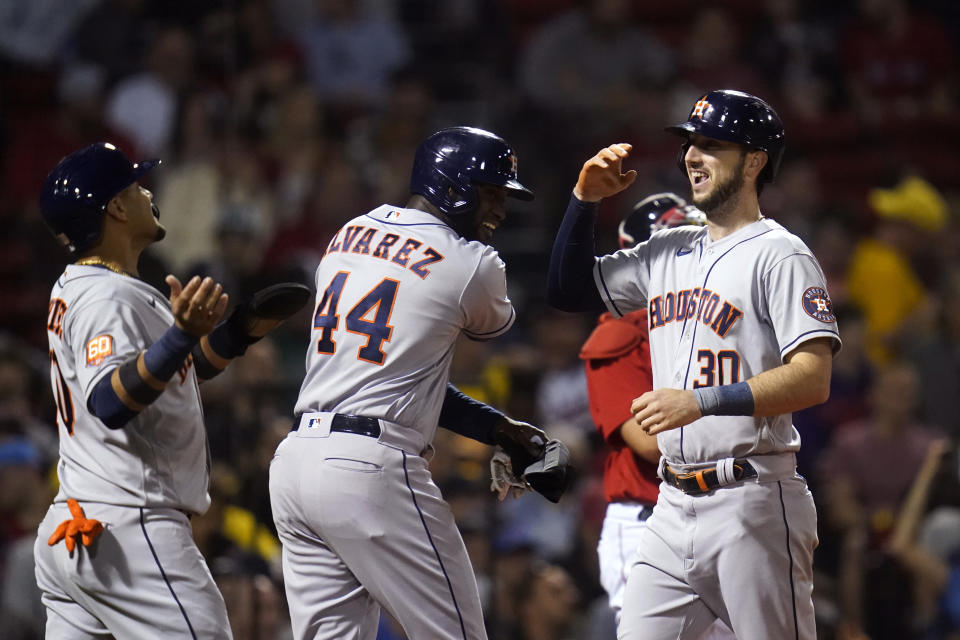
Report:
662,460,757,495
292,413,381,438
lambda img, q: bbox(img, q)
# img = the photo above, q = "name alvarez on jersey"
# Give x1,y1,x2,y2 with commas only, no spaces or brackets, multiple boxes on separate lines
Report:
324,220,445,279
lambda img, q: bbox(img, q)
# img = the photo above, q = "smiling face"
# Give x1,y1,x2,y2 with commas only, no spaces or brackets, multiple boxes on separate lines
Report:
683,133,768,215
455,182,508,244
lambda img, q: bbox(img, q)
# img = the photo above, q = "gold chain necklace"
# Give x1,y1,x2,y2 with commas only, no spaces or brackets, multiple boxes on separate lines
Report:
74,257,133,277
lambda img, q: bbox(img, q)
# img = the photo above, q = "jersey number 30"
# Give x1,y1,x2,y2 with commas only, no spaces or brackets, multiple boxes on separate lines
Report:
693,349,741,388
312,271,398,365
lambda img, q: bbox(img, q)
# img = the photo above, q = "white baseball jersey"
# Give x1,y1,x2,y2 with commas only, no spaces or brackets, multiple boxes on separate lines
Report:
294,204,515,444
45,264,210,514
595,218,841,464
273,205,514,640
37,264,230,639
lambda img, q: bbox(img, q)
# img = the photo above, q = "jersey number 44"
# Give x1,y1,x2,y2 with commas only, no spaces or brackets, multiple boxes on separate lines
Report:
312,271,398,365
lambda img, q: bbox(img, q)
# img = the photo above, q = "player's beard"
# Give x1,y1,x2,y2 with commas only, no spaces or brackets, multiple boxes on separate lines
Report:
448,209,487,244
691,154,746,218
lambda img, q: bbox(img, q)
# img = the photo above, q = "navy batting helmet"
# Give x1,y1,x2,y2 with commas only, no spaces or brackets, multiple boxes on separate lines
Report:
409,126,534,216
40,142,160,254
665,89,785,184
618,192,706,248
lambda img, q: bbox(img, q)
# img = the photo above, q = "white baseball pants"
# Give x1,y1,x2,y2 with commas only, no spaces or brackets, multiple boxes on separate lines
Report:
600,502,737,639
269,427,487,640
618,472,817,640
34,502,231,639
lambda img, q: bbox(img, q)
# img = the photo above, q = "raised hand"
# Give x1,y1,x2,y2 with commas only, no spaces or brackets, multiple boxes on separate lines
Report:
166,275,229,337
573,143,638,202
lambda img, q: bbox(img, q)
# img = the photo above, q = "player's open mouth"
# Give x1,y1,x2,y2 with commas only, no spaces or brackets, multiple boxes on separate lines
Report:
690,169,709,186
482,222,498,231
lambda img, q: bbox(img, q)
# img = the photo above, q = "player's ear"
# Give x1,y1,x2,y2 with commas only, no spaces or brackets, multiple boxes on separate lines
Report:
104,188,131,222
745,150,767,181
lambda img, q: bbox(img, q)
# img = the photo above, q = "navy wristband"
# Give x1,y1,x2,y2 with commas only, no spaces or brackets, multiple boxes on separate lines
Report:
694,382,755,416
142,325,197,381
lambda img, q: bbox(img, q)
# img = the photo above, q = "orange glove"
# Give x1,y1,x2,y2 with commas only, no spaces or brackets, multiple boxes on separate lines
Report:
47,499,104,552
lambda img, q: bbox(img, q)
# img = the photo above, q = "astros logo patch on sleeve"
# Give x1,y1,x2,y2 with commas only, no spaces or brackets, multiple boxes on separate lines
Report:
86,335,114,366
801,287,835,323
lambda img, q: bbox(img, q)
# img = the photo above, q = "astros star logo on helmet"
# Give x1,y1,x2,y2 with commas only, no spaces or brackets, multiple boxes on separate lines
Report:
692,98,711,119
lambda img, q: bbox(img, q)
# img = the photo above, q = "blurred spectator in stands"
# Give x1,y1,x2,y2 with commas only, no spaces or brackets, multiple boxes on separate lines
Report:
214,555,288,640
263,149,367,277
488,526,538,638
296,0,411,123
744,0,841,98
1,62,136,218
533,311,593,440
761,156,827,243
808,214,858,309
152,89,229,273
201,337,289,475
794,304,872,481
846,174,949,364
0,349,58,461
886,438,960,637
518,0,674,148
515,562,582,640
0,433,50,552
777,68,860,163
106,26,196,157
495,488,581,569
840,0,957,127
192,462,282,574
1,533,45,639
669,7,769,115
398,1,513,102
0,0,98,69
72,0,153,84
260,84,325,229
819,361,943,639
904,268,960,440
186,202,270,303
347,68,435,207
488,313,591,567
0,431,54,640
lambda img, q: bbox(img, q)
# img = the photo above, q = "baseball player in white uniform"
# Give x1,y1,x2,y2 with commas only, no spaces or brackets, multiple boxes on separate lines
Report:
585,193,734,640
34,142,307,638
548,90,841,639
269,127,551,640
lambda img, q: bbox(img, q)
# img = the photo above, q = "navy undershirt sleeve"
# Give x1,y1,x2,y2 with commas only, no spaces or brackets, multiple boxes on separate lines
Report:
438,384,503,445
89,375,137,428
547,194,606,313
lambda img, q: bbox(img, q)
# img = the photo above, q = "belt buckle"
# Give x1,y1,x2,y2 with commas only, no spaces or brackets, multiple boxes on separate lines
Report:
679,468,710,493
667,465,710,495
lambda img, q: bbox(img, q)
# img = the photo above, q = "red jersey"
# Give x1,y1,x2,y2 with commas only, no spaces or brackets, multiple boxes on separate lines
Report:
580,310,660,505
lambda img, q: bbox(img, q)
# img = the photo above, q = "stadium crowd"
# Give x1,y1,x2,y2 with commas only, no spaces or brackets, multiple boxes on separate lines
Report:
1,0,960,638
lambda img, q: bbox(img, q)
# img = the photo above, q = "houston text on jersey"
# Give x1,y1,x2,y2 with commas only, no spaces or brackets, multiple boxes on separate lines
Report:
648,287,743,338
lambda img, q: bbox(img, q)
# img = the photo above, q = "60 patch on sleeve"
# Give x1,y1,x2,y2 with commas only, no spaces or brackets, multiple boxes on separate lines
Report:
86,335,114,366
